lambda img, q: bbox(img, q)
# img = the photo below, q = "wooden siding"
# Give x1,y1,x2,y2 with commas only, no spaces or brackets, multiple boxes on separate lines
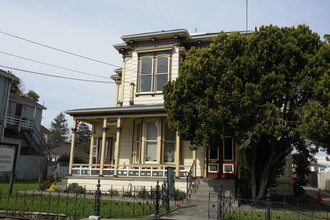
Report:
118,120,133,165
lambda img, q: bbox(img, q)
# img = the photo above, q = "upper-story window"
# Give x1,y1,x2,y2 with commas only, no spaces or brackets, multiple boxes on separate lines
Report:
138,52,170,93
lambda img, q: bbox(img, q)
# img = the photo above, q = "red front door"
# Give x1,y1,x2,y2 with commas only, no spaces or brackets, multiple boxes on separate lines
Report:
207,138,235,179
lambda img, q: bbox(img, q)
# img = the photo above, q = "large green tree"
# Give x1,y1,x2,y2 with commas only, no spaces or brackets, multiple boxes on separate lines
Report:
163,25,330,199
50,112,69,147
298,39,330,151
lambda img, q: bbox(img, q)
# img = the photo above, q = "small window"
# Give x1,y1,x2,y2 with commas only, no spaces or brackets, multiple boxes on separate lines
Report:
223,164,234,173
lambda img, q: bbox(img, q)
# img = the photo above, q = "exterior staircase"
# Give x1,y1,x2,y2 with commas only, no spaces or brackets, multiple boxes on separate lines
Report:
186,179,236,201
21,126,51,156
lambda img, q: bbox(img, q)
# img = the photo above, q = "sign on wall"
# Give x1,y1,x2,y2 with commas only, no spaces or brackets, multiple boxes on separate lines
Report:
0,147,15,172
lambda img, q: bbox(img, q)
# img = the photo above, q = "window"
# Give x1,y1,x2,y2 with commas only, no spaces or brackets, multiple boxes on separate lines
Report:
164,123,176,162
104,138,114,164
138,55,169,93
145,121,158,162
223,138,234,161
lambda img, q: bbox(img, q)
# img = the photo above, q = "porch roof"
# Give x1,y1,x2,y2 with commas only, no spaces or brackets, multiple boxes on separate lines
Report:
65,104,166,118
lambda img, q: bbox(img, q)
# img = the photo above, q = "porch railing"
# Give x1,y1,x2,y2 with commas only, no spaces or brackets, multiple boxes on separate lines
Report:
71,164,190,178
6,115,34,131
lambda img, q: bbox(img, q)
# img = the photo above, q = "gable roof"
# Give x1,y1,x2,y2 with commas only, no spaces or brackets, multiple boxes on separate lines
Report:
9,93,46,110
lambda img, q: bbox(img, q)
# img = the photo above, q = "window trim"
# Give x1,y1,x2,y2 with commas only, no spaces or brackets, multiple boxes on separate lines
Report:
133,120,142,164
143,118,161,163
137,51,171,94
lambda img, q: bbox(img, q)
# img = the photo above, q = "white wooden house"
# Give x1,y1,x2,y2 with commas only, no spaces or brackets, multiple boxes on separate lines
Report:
65,29,293,195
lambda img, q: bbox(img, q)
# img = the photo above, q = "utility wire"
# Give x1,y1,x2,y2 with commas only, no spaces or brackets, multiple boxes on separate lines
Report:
0,30,121,68
0,65,114,84
0,50,110,79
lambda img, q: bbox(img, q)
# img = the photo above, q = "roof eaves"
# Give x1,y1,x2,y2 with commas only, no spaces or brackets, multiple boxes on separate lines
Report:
121,29,189,40
0,69,19,81
65,104,165,115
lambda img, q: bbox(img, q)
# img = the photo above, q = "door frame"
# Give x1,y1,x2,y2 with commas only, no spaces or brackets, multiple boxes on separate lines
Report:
207,138,235,179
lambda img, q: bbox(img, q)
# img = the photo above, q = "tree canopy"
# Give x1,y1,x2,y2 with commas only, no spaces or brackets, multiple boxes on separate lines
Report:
163,25,330,199
50,112,69,147
75,122,91,153
10,74,40,102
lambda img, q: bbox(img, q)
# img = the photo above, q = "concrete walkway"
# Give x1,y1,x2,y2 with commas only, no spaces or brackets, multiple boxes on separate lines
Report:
303,186,330,206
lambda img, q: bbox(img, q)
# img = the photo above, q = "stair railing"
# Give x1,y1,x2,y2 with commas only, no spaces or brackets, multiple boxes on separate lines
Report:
30,126,51,156
186,161,196,194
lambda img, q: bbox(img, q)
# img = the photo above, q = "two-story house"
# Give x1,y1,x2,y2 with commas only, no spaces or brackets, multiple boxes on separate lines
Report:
0,69,50,180
65,29,293,196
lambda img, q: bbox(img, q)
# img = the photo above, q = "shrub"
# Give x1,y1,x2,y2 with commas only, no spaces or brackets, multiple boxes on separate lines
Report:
137,188,149,198
39,175,55,190
47,183,61,192
122,190,133,197
108,188,119,196
65,183,85,193
172,189,185,200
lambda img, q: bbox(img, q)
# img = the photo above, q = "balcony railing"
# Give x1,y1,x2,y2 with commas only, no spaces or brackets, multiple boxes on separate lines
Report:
71,164,190,178
6,115,34,131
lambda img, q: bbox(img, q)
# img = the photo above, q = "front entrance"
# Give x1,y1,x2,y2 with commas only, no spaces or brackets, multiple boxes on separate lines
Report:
207,138,235,179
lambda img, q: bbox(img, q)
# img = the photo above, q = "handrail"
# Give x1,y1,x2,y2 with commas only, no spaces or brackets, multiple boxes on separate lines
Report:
31,125,51,155
6,115,51,155
186,161,196,194
6,115,34,131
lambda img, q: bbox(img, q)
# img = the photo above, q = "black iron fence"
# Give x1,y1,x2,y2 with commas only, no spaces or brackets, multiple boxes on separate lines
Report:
209,186,330,220
0,181,171,219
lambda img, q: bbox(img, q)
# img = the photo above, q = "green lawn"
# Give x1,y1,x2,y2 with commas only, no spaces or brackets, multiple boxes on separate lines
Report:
0,180,40,193
0,190,165,218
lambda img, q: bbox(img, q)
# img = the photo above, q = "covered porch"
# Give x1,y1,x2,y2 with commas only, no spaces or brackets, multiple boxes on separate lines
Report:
66,105,198,180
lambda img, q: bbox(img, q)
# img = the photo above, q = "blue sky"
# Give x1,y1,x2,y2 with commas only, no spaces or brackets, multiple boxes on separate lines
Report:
0,0,329,129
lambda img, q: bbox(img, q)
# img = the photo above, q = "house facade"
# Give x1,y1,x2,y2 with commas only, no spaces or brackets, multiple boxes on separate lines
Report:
65,29,293,195
0,69,50,180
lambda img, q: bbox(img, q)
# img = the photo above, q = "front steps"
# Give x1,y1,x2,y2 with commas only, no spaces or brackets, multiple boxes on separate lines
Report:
186,179,235,201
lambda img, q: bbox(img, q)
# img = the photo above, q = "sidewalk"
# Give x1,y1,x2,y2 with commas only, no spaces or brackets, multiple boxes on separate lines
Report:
303,186,330,206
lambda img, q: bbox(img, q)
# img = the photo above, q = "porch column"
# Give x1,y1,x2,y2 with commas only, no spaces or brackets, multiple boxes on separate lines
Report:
192,149,197,177
99,118,108,176
68,119,78,176
88,125,95,165
113,117,122,177
175,133,180,178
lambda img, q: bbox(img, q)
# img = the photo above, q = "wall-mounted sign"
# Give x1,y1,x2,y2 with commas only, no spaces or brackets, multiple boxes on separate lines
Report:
0,147,15,172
